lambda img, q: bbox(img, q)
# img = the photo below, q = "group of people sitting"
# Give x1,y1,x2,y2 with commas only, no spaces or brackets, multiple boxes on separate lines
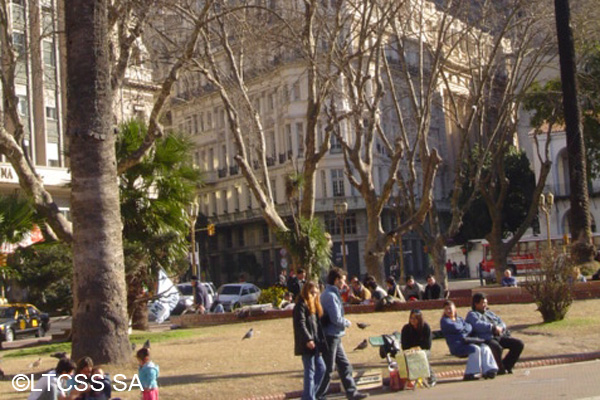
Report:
341,274,445,305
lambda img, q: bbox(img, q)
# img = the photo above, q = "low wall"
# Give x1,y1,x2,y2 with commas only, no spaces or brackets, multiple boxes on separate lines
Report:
171,281,600,328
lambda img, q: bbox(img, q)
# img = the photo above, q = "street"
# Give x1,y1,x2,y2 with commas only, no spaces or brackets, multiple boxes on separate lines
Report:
360,360,600,400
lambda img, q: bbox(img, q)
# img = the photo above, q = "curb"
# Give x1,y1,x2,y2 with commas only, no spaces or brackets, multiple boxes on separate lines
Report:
240,351,600,400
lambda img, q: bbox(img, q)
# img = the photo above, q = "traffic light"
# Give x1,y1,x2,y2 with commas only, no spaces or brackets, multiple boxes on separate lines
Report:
207,224,216,236
0,253,6,267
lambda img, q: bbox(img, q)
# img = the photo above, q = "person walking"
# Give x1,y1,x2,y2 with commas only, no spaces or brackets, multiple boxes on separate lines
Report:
293,281,327,400
316,267,368,400
191,275,208,313
466,293,524,375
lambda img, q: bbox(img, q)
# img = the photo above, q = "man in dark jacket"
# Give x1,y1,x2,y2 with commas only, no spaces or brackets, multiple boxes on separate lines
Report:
466,293,524,374
288,268,306,301
423,274,443,300
316,268,368,400
191,275,208,313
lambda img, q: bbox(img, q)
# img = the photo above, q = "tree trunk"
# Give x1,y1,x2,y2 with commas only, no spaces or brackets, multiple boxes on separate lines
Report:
554,0,594,263
363,203,387,282
66,0,130,364
430,237,448,291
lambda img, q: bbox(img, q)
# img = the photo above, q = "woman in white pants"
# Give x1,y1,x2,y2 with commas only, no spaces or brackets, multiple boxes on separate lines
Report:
440,300,498,380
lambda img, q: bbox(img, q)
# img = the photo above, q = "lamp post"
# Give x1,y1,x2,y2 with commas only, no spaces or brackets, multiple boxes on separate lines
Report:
333,201,348,271
539,192,554,250
188,197,199,278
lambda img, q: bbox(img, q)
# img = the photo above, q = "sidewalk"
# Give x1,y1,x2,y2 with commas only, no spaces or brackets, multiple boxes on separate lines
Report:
243,352,600,400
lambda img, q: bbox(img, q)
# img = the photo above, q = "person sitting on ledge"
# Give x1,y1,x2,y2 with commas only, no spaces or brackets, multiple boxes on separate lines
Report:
501,269,517,287
466,293,524,375
402,275,424,301
423,274,443,300
348,277,372,304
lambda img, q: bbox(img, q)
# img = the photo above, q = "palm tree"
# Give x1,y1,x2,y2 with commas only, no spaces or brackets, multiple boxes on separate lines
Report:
65,0,130,364
0,195,36,246
118,120,202,329
554,0,594,263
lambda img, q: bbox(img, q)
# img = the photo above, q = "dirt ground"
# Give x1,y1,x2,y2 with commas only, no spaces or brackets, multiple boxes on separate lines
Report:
0,299,599,400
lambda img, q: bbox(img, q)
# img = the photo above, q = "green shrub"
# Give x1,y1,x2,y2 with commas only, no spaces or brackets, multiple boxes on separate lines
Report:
258,285,287,307
524,250,573,322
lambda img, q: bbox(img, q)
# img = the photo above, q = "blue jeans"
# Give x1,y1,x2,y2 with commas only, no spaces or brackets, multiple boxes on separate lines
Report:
302,352,326,400
316,336,358,400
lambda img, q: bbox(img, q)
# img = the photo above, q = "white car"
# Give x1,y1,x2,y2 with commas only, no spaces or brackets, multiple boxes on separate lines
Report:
216,283,261,311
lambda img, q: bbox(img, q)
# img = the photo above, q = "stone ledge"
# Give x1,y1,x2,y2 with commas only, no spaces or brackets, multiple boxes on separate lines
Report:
170,282,600,328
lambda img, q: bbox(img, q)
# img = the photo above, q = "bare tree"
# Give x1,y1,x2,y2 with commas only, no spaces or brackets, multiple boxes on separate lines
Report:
323,0,441,282
471,0,557,281
151,1,344,275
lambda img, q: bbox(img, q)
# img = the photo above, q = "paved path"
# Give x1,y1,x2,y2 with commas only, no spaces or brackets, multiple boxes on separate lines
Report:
363,359,600,400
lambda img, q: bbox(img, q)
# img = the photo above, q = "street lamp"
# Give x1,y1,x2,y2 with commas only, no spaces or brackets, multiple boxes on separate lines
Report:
188,197,200,278
333,201,348,271
539,192,554,250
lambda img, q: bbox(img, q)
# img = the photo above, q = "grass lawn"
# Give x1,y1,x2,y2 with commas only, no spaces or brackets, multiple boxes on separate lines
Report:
1,299,599,399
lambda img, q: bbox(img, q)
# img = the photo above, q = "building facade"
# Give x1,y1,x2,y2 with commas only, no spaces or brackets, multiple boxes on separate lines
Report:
530,127,600,238
0,0,156,216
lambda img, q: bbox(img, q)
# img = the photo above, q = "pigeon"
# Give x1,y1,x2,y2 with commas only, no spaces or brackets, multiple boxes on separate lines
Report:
242,328,254,340
357,322,370,330
50,352,68,359
143,339,151,349
353,339,368,351
131,342,137,352
28,358,42,369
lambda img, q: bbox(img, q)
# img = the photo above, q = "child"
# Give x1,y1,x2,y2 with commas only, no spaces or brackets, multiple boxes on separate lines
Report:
137,348,160,400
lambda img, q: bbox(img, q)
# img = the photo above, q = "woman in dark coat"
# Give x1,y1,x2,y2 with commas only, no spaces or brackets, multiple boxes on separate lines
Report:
293,280,327,400
401,309,436,386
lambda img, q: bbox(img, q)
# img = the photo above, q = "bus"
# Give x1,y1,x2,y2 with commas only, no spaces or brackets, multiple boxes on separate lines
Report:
479,233,600,281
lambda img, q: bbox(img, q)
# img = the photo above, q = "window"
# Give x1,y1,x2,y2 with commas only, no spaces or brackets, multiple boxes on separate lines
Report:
238,228,245,247
17,96,28,117
267,92,274,110
296,122,304,157
330,134,342,153
45,106,57,120
324,213,357,235
43,41,56,68
271,179,277,204
247,185,252,209
206,111,212,129
285,124,292,153
292,82,301,101
262,224,270,243
12,32,25,57
222,189,228,213
234,186,240,211
331,169,345,197
321,170,327,198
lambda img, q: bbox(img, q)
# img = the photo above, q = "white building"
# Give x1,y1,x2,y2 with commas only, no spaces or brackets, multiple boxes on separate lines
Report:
530,125,600,237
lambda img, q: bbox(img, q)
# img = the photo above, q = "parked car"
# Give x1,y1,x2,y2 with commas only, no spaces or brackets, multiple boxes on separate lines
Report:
216,283,261,311
172,282,216,315
0,303,51,347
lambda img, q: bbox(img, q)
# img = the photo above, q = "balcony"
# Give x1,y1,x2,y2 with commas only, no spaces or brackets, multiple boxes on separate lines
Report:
267,156,275,167
202,170,218,184
253,160,260,170
279,153,287,164
217,168,227,178
229,165,239,176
